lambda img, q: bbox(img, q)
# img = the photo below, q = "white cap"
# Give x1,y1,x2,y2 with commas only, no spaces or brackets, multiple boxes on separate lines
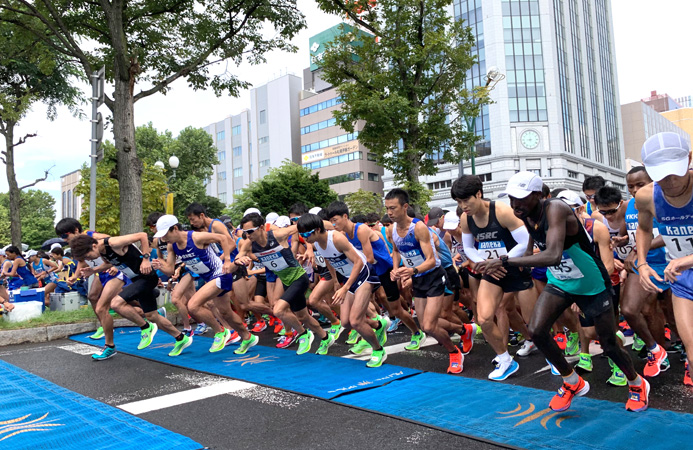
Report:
26,250,38,257
50,242,62,250
498,171,544,199
0,249,4,256
557,190,584,207
309,207,322,215
275,215,291,228
243,207,262,217
265,212,279,224
154,214,179,238
641,132,691,182
442,211,460,230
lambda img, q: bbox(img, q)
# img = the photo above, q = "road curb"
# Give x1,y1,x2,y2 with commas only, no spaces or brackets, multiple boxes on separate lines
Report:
0,313,180,347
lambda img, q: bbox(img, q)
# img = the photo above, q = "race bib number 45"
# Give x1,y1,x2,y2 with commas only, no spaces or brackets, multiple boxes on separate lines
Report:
549,253,584,281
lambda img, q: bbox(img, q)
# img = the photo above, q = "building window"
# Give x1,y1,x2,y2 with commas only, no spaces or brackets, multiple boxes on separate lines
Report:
67,190,72,219
301,131,359,153
232,125,241,136
234,189,243,196
478,173,493,182
301,118,337,135
567,170,578,179
218,171,226,181
219,192,227,203
324,172,363,185
233,168,243,178
259,159,270,167
259,110,266,124
368,173,380,182
259,136,269,144
595,0,621,169
233,146,242,157
217,130,225,141
302,151,363,170
73,193,77,218
300,96,342,116
427,179,454,190
367,153,377,161
62,191,66,217
218,151,226,161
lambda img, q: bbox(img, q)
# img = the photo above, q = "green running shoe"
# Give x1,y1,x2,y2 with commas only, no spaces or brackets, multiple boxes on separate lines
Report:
632,334,646,352
367,348,387,368
89,327,104,340
607,365,628,386
376,315,390,346
137,322,158,350
329,323,345,340
296,329,315,355
316,334,335,355
210,329,230,353
278,327,288,336
92,346,116,361
234,334,259,355
576,353,593,372
346,329,360,345
169,335,193,357
565,332,580,356
349,338,371,355
405,331,426,351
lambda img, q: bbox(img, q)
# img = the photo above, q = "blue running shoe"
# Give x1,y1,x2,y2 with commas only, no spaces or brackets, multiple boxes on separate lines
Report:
387,317,401,333
546,358,560,376
488,358,519,381
92,346,117,361
194,323,209,335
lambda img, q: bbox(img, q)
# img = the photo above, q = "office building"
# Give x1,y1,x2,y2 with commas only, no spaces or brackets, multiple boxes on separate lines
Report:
621,100,691,163
641,90,682,113
383,0,628,208
60,169,83,220
661,107,693,144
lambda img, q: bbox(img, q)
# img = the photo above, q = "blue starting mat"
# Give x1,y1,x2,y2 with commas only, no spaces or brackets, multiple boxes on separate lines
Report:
70,327,420,400
0,359,202,450
336,372,693,450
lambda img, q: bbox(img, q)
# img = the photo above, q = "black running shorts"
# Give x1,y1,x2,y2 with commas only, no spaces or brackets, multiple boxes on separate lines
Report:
412,266,446,299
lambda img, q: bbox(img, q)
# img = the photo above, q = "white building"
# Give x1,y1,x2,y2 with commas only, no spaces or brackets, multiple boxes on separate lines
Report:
60,169,83,220
204,74,303,205
383,0,626,208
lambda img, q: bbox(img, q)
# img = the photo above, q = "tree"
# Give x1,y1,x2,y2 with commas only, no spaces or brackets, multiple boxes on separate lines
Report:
0,0,305,235
0,189,56,248
226,161,338,223
74,142,167,235
0,203,9,246
0,23,82,246
344,188,384,217
315,0,490,210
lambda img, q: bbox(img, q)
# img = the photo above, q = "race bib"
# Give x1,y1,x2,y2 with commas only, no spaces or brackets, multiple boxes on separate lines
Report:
615,231,636,259
116,264,138,280
549,253,584,281
663,235,693,260
328,256,354,277
185,257,211,275
257,246,289,272
315,254,327,268
478,241,508,260
401,249,425,268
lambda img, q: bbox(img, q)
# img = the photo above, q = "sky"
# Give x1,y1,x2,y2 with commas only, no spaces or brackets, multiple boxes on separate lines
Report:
1,0,691,217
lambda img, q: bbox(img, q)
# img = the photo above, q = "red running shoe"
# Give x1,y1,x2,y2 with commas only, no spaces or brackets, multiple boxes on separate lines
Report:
274,320,284,334
276,333,296,349
447,348,463,374
549,376,590,411
685,363,693,386
554,333,567,351
625,377,650,412
251,319,267,333
460,323,477,355
226,330,241,345
644,346,670,378
665,327,672,341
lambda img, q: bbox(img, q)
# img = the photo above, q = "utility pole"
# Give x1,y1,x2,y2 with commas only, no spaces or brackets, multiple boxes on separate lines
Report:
89,67,105,230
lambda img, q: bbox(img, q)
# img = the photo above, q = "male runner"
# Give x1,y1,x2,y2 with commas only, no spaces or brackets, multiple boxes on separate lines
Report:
479,171,648,412
582,175,606,216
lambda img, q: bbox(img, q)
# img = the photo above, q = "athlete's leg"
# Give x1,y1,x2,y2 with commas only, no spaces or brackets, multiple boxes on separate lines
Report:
592,308,638,381
212,291,252,340
188,282,229,335
43,282,57,306
672,294,693,364
88,275,104,313
621,272,660,349
273,300,305,336
308,278,339,324
348,285,381,349
528,290,575,375
504,294,531,339
172,274,195,329
516,287,538,327
417,296,456,351
94,279,125,347
477,281,509,355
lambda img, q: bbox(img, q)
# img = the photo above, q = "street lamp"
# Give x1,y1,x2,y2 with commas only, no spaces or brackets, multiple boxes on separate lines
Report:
459,67,506,176
154,155,179,214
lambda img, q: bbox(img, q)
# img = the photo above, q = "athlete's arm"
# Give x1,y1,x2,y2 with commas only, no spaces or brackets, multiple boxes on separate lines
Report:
593,221,615,274
357,225,376,264
152,243,177,276
194,231,236,274
388,225,402,278
4,259,21,277
106,232,152,274
43,258,59,274
495,203,531,258
634,186,664,292
399,221,436,278
272,225,299,243
503,201,569,268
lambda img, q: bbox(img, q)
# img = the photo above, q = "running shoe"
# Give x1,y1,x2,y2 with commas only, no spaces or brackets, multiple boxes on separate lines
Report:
607,362,627,387
632,335,646,352
387,317,401,333
376,316,391,346
276,333,296,349
226,330,242,345
194,323,209,335
682,348,688,363
317,314,331,325
622,324,634,337
169,335,193,357
488,358,519,381
685,363,693,386
637,346,649,360
668,340,684,354
447,349,463,374
405,330,426,351
316,334,336,355
209,329,230,353
89,327,105,340
554,333,567,351
549,376,590,411
296,330,315,355
278,327,288,336
575,353,593,373
234,334,259,355
182,328,194,337
665,326,672,341
137,322,158,350
565,332,580,356
546,358,560,376
345,329,360,345
251,319,267,333
460,323,477,355
625,377,650,412
516,340,537,357
273,320,284,334
92,346,117,361
329,322,345,340
367,348,387,368
349,338,372,355
157,307,167,317
644,346,670,377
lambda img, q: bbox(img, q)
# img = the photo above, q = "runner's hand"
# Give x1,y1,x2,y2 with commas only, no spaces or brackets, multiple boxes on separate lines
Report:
570,303,582,314
611,235,629,248
140,258,152,274
150,258,162,270
332,285,348,305
624,251,637,272
3,302,14,312
222,260,234,274
80,267,95,278
107,266,119,276
235,256,251,266
614,259,625,272
664,256,693,284
638,264,663,293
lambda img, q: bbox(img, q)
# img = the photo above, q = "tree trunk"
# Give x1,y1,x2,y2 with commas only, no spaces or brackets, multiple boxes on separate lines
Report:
4,123,22,247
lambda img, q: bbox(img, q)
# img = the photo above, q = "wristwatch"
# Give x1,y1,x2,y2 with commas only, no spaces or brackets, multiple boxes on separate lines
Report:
142,253,151,260
500,255,510,268
412,267,419,275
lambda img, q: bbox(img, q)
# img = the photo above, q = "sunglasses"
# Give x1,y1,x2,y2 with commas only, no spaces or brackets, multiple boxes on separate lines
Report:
290,216,300,223
585,194,595,200
368,223,377,227
598,201,622,216
299,229,316,238
243,226,260,235
60,233,69,239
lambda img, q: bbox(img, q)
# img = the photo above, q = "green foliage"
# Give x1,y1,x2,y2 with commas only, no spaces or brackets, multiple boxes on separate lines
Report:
200,195,226,220
0,203,9,245
315,0,490,208
227,161,338,223
400,181,434,215
75,143,167,235
0,190,56,248
344,189,384,217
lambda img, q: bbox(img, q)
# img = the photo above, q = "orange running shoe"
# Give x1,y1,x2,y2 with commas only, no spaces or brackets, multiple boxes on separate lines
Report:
447,348,463,374
251,319,267,333
460,323,477,355
226,330,241,345
273,320,284,334
684,363,693,386
625,377,650,412
554,333,567,351
549,376,590,411
665,327,672,341
644,346,670,378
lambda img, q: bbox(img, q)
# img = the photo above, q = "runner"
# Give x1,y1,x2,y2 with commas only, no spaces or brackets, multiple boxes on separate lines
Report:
2,246,39,290
70,232,192,360
27,250,59,306
451,175,535,380
385,188,464,374
479,171,648,412
635,132,693,386
582,175,606,217
152,215,257,355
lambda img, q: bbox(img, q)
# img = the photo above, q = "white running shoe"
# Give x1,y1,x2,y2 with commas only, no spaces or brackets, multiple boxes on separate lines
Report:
516,340,537,357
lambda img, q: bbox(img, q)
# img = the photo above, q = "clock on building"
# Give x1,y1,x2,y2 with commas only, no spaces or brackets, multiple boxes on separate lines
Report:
520,130,540,150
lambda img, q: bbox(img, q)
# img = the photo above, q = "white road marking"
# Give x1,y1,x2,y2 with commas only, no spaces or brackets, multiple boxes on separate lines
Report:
117,380,254,415
58,343,101,355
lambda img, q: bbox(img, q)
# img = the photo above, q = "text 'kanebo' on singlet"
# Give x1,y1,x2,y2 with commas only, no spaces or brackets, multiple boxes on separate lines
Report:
172,231,223,282
466,201,516,260
102,238,146,281
527,199,610,295
392,218,440,276
251,230,305,285
653,182,693,260
314,230,366,278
